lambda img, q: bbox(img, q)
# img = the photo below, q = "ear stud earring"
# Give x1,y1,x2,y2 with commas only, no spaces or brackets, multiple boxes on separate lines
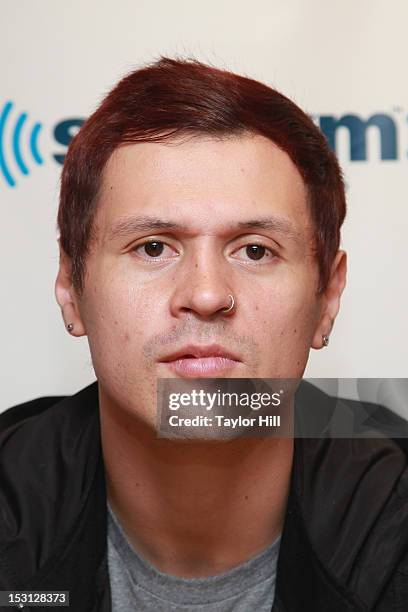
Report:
322,334,329,347
66,323,74,333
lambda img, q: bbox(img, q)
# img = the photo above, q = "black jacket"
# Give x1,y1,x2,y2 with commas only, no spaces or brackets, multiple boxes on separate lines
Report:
1,381,408,611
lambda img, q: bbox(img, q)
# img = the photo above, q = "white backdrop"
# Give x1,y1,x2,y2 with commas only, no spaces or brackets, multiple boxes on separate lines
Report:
1,0,407,411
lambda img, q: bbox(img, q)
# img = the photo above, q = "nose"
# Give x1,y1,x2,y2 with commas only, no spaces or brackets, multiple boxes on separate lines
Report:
169,247,235,319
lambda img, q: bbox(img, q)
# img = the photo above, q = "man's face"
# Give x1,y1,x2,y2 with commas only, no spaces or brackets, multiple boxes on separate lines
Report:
57,134,344,426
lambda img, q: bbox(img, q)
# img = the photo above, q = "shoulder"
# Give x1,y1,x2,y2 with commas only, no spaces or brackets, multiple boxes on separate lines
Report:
0,382,100,495
0,382,101,518
0,382,104,591
0,395,66,432
0,384,100,488
0,382,99,435
292,383,408,609
294,383,408,553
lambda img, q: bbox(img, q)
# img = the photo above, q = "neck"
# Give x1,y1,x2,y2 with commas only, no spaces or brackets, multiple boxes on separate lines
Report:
100,390,293,578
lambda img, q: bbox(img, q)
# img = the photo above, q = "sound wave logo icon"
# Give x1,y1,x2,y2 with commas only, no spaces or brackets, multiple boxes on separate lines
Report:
0,101,43,187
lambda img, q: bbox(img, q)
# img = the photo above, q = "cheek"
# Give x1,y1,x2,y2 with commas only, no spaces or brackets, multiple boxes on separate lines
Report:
252,281,320,376
80,277,155,373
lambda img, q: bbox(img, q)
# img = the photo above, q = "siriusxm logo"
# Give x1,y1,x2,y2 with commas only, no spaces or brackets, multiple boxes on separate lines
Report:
318,113,399,161
0,101,44,187
0,101,84,188
0,100,406,187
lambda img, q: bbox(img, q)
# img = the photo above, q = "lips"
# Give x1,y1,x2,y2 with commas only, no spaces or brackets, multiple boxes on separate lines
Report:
159,344,241,377
160,344,241,363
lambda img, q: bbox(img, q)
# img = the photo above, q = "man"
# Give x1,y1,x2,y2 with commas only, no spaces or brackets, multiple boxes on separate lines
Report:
1,57,407,611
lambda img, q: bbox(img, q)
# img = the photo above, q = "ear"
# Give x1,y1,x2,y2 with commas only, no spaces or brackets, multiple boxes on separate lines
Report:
55,241,87,337
311,250,347,349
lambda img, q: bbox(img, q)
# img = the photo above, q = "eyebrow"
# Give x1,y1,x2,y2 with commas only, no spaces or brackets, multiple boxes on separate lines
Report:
107,214,301,243
108,217,182,240
237,217,300,242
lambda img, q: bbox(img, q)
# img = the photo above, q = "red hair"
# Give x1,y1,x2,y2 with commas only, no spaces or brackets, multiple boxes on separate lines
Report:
58,56,346,293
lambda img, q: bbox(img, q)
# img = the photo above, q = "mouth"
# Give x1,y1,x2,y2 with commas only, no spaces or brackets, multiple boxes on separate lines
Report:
158,344,242,378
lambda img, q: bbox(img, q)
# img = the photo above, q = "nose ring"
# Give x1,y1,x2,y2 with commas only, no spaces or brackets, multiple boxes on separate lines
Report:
221,294,235,314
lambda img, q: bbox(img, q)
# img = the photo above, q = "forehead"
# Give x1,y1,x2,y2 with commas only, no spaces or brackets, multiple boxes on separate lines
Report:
96,134,310,238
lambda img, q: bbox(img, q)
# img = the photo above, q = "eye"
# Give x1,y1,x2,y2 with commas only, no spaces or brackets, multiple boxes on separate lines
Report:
132,240,178,261
232,244,278,263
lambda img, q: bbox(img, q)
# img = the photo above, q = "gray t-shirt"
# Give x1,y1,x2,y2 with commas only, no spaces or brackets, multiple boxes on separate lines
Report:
107,504,280,611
